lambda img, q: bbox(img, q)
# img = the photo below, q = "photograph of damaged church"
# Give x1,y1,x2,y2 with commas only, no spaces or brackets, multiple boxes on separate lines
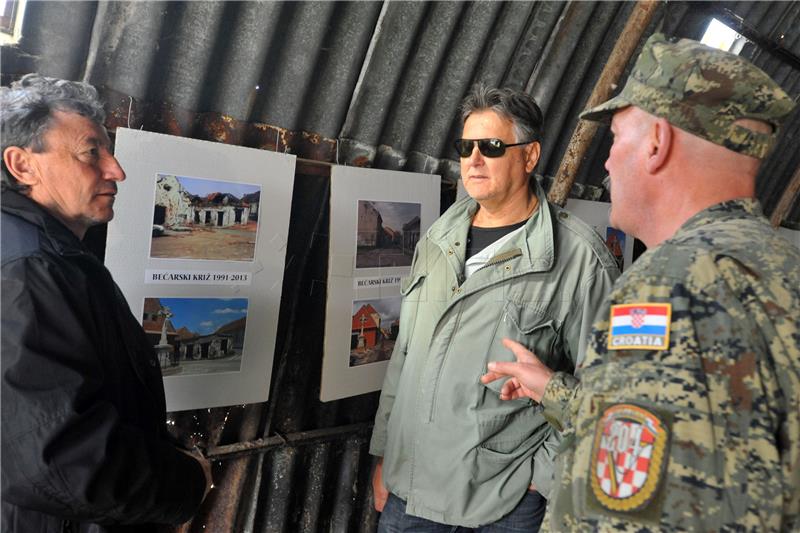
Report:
350,296,401,367
142,297,248,376
150,173,261,261
355,200,421,268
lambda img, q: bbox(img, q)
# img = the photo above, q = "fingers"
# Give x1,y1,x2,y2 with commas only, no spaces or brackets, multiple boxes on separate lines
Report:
372,459,388,512
499,378,525,401
374,489,388,512
501,338,539,363
480,370,505,384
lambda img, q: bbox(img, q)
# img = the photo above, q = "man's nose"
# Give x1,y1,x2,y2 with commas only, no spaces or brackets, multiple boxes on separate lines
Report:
467,142,484,164
102,152,126,182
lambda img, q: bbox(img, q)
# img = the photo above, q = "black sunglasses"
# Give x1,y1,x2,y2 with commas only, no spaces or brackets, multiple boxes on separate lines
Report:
454,138,536,158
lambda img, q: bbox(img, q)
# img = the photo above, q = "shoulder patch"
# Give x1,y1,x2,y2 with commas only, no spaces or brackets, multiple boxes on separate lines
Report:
607,303,671,350
589,403,669,514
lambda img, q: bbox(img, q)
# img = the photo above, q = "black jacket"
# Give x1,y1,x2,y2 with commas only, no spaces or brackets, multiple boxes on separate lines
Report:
1,190,205,532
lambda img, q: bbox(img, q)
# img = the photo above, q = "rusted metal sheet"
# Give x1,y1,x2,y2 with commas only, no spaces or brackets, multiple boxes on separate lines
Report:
2,3,799,532
102,87,340,162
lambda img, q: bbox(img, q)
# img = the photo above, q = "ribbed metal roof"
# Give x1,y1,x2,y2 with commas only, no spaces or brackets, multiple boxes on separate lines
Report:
2,2,799,531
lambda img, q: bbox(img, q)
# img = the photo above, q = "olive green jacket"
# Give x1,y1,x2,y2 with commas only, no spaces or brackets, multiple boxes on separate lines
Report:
370,182,619,527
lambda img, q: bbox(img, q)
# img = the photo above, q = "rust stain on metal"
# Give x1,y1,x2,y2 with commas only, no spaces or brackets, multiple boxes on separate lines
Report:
196,112,246,145
351,155,373,167
98,89,339,164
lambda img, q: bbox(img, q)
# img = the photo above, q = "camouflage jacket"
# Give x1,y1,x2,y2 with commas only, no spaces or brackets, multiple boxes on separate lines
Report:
540,199,800,532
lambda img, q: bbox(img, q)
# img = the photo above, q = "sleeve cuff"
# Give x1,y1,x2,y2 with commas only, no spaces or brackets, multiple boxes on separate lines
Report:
368,434,385,457
541,371,580,432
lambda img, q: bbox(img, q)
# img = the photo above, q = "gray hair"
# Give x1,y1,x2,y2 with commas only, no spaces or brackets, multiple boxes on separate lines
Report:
1,73,106,192
460,84,543,144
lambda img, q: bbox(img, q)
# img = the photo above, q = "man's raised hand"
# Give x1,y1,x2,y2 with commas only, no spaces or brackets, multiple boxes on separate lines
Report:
480,338,554,402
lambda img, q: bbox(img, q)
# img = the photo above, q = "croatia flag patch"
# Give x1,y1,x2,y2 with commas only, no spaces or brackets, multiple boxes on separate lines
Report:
607,303,671,350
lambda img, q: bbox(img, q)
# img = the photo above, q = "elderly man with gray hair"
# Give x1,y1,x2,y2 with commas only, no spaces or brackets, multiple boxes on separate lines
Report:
369,84,619,531
1,74,211,533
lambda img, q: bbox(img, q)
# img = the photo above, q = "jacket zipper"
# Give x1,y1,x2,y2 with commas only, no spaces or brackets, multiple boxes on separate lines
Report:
427,298,465,423
425,253,521,423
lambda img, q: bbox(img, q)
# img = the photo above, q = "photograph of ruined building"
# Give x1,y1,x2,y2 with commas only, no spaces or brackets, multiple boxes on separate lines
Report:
355,200,420,268
150,174,261,261
142,297,248,376
350,296,401,367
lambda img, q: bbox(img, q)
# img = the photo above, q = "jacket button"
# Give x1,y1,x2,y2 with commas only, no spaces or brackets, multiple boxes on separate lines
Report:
504,265,511,271
447,249,454,255
451,286,457,292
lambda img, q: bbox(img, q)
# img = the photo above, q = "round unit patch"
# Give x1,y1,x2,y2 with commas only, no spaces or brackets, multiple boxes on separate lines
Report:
589,403,668,513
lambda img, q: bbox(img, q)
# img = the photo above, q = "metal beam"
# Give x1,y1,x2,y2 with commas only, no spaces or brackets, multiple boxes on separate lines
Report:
207,422,374,461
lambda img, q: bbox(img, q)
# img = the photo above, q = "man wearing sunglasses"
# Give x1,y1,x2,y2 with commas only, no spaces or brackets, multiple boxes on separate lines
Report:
370,84,620,531
481,34,799,531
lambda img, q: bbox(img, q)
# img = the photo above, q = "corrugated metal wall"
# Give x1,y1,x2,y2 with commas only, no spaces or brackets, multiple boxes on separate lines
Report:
2,2,799,531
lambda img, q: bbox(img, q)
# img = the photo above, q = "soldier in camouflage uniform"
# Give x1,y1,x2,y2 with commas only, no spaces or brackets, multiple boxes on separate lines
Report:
481,33,800,531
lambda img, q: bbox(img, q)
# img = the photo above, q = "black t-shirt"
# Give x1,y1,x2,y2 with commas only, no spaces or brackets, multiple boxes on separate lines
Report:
466,220,527,260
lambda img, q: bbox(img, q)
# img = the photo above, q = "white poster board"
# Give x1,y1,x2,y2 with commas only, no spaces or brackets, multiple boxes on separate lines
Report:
107,128,296,411
565,198,634,272
779,226,800,250
321,166,440,402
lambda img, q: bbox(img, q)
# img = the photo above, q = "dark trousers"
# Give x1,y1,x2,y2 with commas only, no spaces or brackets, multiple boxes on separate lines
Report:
378,491,546,533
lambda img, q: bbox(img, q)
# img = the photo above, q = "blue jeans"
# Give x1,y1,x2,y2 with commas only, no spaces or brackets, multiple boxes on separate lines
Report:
378,491,546,533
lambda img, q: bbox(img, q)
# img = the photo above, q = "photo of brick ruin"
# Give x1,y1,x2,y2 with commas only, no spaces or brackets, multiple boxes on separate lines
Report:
355,200,421,268
350,296,401,367
150,174,261,261
142,297,248,376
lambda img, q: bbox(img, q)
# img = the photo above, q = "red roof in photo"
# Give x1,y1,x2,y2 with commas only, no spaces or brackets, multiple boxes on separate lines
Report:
352,304,379,329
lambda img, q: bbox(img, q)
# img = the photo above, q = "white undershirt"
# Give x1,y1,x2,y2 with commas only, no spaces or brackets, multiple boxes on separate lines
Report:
463,225,526,279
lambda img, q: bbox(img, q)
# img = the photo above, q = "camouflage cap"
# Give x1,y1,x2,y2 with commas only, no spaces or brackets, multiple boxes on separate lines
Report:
581,33,796,159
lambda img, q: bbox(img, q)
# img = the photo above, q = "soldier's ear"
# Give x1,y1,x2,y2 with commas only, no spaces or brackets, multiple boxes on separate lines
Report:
3,146,40,187
645,118,672,174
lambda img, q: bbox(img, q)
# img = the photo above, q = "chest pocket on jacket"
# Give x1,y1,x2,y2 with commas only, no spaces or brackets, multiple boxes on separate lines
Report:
397,273,426,347
483,301,560,395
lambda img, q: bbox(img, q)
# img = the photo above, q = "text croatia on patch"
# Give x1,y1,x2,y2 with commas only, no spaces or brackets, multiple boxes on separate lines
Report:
607,303,671,350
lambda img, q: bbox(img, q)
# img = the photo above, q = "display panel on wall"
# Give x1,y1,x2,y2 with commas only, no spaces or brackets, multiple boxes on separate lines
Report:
322,166,440,401
565,198,635,272
107,128,296,411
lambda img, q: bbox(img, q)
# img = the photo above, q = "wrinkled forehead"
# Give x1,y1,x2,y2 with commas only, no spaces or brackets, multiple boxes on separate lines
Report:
45,110,111,147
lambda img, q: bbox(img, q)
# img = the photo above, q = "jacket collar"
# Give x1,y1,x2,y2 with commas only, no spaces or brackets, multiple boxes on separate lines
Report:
427,179,555,273
675,198,763,237
1,188,86,256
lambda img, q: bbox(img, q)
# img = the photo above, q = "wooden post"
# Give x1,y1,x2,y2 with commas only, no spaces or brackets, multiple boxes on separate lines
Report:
547,0,660,206
770,163,800,228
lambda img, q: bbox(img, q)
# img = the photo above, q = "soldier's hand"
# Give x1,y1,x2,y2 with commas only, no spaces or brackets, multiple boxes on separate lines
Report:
481,338,554,402
372,458,388,512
